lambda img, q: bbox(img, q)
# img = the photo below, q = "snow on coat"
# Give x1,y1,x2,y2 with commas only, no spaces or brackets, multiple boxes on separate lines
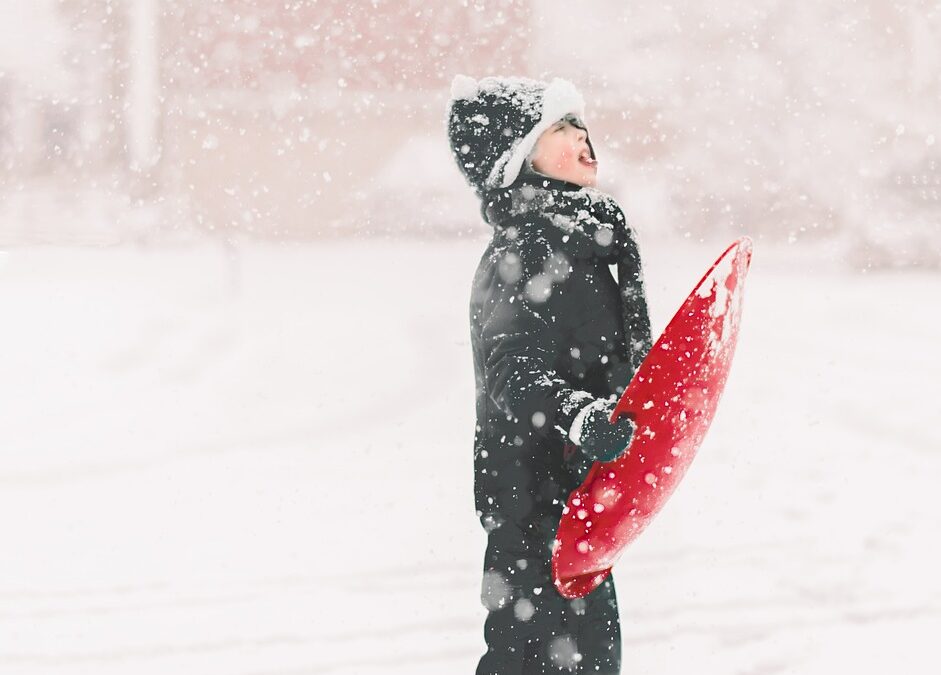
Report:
470,169,653,556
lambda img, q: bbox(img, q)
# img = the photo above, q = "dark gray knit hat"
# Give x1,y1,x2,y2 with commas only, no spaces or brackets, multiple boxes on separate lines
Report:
445,74,596,196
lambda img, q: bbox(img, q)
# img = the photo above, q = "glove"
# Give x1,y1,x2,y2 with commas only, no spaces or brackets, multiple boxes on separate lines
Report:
567,397,636,463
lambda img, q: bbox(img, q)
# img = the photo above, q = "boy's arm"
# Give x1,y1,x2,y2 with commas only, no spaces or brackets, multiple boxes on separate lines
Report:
616,214,654,373
480,244,595,444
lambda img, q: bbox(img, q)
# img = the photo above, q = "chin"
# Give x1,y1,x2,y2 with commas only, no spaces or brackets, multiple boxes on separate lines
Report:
570,166,597,188
576,173,597,188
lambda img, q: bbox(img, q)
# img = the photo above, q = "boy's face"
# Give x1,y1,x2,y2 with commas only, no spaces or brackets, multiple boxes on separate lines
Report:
528,117,598,188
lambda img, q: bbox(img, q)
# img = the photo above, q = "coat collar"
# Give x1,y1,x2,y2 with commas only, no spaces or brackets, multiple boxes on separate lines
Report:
480,170,630,263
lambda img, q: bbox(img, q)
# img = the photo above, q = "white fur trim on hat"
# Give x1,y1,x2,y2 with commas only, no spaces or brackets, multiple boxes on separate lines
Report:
485,77,587,190
450,74,478,101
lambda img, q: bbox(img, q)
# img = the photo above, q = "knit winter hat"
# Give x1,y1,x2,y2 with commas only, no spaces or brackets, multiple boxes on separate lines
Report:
445,74,596,196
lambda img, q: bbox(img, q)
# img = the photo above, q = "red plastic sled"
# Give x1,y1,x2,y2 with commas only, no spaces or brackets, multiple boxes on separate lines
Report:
552,236,753,599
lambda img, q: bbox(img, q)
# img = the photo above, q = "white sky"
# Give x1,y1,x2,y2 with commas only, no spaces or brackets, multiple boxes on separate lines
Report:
0,0,69,92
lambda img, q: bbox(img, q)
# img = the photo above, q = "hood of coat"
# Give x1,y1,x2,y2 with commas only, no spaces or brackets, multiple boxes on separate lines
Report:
479,170,630,264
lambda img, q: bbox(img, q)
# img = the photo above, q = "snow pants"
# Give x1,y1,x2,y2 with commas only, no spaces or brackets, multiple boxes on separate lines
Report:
475,531,621,674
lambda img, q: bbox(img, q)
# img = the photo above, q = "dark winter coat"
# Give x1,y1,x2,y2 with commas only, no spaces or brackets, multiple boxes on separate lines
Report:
469,170,654,558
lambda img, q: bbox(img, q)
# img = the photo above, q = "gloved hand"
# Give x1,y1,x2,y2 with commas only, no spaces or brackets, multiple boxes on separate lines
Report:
567,397,636,463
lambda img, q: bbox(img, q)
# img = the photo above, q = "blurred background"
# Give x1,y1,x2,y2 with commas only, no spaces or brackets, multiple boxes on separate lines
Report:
1,2,939,674
0,0,939,263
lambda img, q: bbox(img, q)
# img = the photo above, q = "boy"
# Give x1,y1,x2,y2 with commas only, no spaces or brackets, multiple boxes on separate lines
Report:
446,75,654,674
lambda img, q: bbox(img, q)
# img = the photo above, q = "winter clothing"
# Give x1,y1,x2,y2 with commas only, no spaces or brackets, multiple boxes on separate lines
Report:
567,398,638,463
446,74,596,197
478,533,621,674
467,162,653,547
467,168,653,675
447,73,653,674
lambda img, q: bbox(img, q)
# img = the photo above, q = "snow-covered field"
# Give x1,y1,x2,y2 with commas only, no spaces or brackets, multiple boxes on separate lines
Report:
0,235,938,674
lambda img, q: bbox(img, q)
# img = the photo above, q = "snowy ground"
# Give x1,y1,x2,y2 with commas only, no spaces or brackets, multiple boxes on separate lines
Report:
0,235,938,674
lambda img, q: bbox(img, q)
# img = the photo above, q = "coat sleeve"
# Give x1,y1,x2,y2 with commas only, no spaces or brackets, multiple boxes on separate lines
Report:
615,212,654,374
479,241,595,444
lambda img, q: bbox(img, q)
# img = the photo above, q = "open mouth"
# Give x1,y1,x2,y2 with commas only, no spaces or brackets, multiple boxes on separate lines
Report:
578,150,598,168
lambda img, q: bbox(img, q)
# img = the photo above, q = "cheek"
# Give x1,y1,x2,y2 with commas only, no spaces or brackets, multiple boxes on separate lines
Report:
551,140,577,166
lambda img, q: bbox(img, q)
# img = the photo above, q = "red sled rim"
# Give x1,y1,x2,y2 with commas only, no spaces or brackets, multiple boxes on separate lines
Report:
552,236,753,599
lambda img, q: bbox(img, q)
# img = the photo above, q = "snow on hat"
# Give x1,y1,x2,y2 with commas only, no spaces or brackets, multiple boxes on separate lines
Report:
445,74,596,195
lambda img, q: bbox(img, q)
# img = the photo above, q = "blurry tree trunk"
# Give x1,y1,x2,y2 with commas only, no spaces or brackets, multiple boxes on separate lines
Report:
127,0,161,199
